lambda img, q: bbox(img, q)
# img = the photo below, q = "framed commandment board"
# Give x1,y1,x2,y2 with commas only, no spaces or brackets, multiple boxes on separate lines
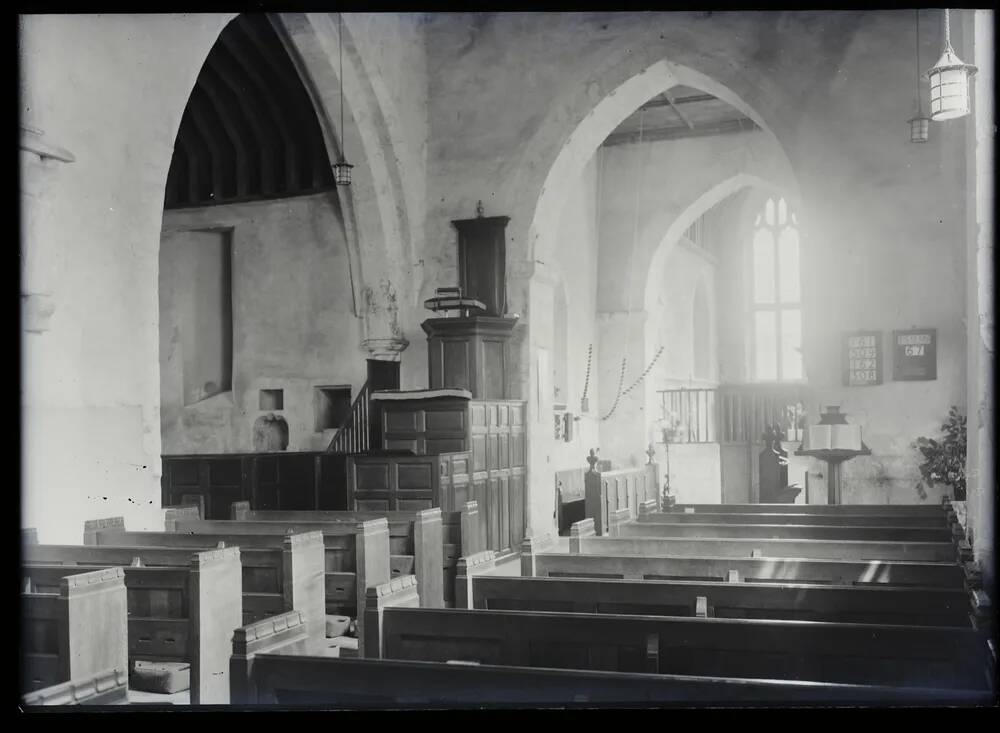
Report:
843,331,883,386
893,328,937,381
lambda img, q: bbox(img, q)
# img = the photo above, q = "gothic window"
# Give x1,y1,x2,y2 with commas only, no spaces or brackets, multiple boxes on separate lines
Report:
750,197,802,381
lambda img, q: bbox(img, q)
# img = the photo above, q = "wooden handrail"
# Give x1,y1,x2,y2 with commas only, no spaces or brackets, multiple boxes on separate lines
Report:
327,381,372,454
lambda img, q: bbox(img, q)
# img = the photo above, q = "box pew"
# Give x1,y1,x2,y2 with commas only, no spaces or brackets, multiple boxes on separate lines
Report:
28,534,325,652
159,517,391,621
21,667,130,706
86,518,389,645
224,504,443,609
23,547,242,704
21,566,128,697
612,519,953,544
456,573,977,627
374,607,992,691
233,654,991,707
572,518,961,563
231,499,484,607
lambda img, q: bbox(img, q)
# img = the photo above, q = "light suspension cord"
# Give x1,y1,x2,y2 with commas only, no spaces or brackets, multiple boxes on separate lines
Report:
339,13,345,160
915,9,922,114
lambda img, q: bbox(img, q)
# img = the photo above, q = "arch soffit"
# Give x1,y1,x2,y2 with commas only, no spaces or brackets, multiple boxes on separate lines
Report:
273,12,413,312
520,37,802,271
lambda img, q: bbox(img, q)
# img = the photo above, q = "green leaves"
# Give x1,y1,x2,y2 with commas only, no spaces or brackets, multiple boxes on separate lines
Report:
912,406,967,501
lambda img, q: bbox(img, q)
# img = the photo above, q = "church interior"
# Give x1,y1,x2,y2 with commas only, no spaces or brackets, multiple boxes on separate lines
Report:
19,10,996,707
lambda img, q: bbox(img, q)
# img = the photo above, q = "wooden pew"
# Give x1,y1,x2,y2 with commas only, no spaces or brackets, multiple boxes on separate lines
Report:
85,518,388,646
23,547,242,704
572,518,962,563
457,573,977,627
668,502,951,516
28,533,325,651
235,655,992,707
612,519,953,543
232,580,422,700
374,607,992,691
21,566,128,696
223,505,444,609
21,667,130,706
231,499,484,607
527,550,973,590
636,510,952,528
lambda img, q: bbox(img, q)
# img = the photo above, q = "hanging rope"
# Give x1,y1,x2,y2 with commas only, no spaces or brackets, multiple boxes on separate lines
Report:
580,343,593,405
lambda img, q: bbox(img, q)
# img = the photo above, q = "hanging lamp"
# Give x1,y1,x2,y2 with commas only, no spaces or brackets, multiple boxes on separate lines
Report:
925,8,977,121
333,13,354,185
908,10,930,142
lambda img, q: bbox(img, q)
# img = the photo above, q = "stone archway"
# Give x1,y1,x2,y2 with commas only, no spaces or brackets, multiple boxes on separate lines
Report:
517,51,800,538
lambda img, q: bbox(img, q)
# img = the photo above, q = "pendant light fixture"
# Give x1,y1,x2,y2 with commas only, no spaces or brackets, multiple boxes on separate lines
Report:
925,8,977,121
333,13,354,186
908,10,930,143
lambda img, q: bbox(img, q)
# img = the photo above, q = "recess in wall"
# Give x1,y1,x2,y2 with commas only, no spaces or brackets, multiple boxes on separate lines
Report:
315,386,352,432
259,389,284,411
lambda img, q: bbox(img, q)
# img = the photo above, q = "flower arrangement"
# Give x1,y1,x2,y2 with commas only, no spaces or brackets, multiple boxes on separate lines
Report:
913,406,967,501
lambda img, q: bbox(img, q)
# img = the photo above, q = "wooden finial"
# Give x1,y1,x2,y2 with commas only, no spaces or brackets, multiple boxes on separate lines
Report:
476,200,485,217
646,443,655,464
586,449,599,473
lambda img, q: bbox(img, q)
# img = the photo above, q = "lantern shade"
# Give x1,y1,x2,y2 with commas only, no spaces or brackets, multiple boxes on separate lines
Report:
333,160,354,186
908,116,930,142
926,48,978,121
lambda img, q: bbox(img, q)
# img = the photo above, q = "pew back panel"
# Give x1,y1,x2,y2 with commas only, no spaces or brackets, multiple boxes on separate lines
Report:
467,575,973,627
638,512,949,528
378,607,990,690
240,655,992,707
573,533,957,563
615,521,952,543
531,552,968,589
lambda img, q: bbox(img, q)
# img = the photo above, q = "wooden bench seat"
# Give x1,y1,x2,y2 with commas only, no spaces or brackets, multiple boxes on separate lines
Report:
528,551,972,589
21,566,128,698
230,500,484,607
36,526,326,653
570,520,961,562
459,573,978,627
614,520,952,543
637,511,950,528
87,517,379,624
234,655,992,707
668,503,951,516
23,547,241,704
219,508,444,609
374,607,992,690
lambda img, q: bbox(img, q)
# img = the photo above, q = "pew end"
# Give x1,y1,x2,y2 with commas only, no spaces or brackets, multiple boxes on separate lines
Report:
455,550,498,609
568,519,596,554
230,610,310,705
83,516,125,545
519,533,556,577
362,575,420,659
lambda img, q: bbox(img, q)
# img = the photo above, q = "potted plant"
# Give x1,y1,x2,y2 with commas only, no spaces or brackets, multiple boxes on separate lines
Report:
913,406,967,501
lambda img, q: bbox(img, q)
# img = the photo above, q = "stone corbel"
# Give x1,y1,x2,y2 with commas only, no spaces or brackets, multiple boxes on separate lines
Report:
363,337,409,362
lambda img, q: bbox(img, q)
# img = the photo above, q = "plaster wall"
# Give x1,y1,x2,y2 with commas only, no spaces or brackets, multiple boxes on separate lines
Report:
159,192,364,455
20,13,236,544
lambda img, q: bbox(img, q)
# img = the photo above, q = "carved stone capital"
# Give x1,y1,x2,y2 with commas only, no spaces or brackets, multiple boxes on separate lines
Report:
363,337,409,361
